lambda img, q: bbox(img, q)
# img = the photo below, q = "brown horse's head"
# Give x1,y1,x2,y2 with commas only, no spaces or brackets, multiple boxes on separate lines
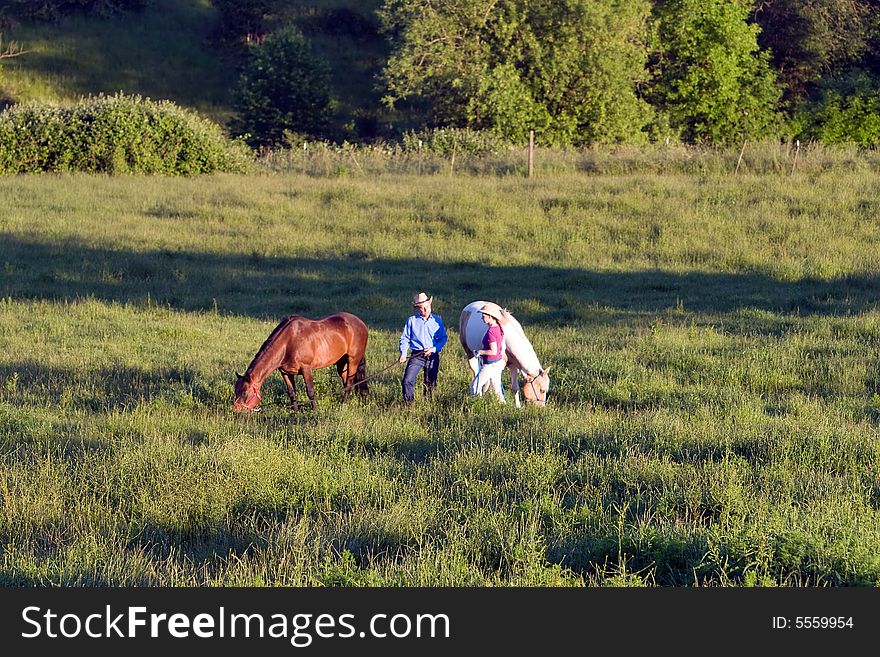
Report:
522,367,551,406
232,372,262,412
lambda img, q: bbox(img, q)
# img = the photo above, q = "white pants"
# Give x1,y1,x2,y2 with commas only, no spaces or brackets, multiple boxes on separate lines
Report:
471,358,506,402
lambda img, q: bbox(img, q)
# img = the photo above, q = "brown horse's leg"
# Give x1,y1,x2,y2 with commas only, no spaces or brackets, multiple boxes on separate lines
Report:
280,371,299,412
353,355,367,397
301,367,318,410
337,356,352,402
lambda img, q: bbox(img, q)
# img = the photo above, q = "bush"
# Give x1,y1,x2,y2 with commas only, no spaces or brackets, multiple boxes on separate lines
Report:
790,71,880,146
0,93,252,174
230,26,332,148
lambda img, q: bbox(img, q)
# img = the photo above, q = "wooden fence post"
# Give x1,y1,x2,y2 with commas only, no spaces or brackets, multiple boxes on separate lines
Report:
528,130,535,178
791,139,800,175
735,140,746,175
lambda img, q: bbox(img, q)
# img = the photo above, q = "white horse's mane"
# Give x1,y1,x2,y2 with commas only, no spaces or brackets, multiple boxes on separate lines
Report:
498,308,541,373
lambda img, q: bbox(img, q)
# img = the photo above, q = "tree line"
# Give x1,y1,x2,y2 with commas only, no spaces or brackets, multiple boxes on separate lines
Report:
229,0,880,148
3,0,880,148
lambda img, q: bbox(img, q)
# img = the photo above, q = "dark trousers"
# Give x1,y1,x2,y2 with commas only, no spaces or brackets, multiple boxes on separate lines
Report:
402,353,440,402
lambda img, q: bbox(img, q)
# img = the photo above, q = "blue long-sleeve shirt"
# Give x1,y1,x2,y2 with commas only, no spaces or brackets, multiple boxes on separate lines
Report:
399,313,448,358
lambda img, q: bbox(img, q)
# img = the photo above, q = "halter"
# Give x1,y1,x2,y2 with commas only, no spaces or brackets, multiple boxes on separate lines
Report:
525,369,547,404
233,381,263,412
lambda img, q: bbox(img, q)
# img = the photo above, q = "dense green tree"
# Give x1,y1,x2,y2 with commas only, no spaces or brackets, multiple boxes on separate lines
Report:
230,26,332,147
866,1,880,69
790,70,880,146
753,0,878,104
379,0,653,146
649,0,781,144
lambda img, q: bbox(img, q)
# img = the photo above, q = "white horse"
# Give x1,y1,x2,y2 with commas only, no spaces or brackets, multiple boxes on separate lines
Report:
458,301,551,406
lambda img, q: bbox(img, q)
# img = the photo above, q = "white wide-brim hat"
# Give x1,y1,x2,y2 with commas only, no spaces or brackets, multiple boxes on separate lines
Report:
479,302,504,321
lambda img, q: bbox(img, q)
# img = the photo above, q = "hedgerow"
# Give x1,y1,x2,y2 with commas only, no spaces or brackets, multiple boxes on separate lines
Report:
0,93,252,174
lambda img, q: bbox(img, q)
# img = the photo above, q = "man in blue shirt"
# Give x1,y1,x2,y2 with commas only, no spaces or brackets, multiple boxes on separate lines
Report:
398,292,448,403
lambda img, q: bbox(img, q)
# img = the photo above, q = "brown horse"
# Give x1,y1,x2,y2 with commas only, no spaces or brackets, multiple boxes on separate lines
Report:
233,312,369,413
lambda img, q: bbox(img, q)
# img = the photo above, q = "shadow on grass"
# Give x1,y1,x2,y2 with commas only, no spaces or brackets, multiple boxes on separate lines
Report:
0,524,272,587
0,359,206,412
3,236,880,332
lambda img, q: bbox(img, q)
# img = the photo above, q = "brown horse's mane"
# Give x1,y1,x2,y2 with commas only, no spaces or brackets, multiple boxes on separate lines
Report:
246,314,302,373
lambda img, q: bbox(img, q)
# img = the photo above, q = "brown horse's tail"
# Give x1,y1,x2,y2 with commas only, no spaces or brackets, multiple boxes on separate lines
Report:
355,356,368,395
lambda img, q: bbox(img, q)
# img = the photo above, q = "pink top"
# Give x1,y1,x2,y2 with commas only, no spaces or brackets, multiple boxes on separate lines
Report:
481,325,504,362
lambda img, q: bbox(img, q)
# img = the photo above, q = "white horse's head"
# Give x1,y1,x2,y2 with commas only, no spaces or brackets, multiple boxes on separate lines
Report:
522,367,551,406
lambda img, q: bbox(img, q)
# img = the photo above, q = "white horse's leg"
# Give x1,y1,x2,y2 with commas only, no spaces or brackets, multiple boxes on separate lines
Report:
510,365,522,407
499,340,507,397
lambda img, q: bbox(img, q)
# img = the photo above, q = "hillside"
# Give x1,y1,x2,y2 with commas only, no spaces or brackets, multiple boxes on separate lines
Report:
0,0,390,137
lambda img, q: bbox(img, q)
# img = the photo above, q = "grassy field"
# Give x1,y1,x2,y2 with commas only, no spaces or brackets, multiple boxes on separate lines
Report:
1,170,879,586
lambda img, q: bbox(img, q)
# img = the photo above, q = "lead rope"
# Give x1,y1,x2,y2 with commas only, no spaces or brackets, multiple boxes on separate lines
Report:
348,351,422,388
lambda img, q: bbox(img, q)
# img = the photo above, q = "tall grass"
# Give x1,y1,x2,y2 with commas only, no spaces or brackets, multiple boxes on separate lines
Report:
1,170,879,586
259,140,880,177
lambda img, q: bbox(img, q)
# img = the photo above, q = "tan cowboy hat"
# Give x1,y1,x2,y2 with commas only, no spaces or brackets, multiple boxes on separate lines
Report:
411,292,433,307
479,302,504,321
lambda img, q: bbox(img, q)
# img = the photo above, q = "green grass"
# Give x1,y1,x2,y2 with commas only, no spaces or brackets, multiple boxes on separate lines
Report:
1,170,880,586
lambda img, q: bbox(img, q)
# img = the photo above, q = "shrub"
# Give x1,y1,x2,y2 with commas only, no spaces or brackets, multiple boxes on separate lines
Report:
790,71,880,146
230,26,332,148
0,93,252,174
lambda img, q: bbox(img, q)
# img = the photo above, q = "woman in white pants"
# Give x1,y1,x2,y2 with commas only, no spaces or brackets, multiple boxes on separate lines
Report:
472,304,506,402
